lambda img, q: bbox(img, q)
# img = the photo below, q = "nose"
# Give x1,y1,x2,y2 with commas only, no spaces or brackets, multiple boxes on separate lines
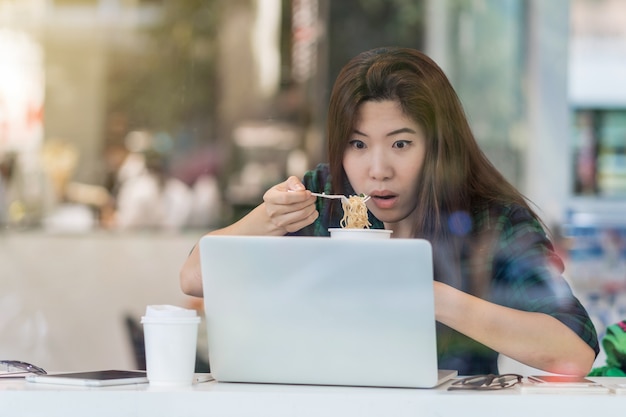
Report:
368,149,393,181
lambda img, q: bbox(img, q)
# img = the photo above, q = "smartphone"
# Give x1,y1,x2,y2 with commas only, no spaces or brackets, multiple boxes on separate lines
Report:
527,375,597,386
522,375,609,393
25,370,148,387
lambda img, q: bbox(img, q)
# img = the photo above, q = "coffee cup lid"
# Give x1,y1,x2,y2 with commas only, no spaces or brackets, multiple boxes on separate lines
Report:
140,304,200,324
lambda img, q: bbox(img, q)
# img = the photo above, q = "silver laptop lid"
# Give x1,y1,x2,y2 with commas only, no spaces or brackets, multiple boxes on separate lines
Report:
199,235,447,388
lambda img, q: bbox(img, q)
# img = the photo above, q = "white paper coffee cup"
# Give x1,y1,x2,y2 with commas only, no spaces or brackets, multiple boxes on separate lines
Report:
141,305,201,386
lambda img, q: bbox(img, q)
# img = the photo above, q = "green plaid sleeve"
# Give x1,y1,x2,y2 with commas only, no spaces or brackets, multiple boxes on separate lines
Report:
486,205,599,356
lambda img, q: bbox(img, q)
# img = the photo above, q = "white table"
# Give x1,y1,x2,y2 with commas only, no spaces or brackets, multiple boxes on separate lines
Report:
2,376,625,417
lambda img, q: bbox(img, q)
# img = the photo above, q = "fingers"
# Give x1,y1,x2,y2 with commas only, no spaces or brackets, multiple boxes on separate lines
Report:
272,204,319,233
263,177,318,233
285,176,306,192
264,176,312,205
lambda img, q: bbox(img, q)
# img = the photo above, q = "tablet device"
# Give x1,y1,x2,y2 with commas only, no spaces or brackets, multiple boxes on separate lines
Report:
25,370,148,387
527,375,597,385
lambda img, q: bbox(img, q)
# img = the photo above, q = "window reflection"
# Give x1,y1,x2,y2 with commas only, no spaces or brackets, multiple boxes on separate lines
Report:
1,0,625,375
0,0,625,235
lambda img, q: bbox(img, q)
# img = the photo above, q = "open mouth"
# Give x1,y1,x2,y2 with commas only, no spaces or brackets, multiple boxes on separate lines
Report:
370,192,396,200
368,193,398,209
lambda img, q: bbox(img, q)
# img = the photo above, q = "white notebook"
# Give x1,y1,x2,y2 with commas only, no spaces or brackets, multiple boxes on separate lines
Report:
199,235,457,388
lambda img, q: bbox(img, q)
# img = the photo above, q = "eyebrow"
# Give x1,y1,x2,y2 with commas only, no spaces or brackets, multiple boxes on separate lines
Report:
353,127,418,137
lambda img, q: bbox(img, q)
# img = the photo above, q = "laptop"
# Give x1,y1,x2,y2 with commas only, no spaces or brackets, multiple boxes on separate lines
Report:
198,235,457,388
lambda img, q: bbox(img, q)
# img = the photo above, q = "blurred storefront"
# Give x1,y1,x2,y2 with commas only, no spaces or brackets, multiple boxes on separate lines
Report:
565,0,626,349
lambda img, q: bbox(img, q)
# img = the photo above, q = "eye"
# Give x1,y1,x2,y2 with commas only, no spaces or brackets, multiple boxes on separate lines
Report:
348,139,366,150
393,140,412,149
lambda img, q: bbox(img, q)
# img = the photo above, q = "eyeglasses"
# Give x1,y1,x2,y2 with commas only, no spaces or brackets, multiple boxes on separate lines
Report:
447,373,522,391
0,360,47,378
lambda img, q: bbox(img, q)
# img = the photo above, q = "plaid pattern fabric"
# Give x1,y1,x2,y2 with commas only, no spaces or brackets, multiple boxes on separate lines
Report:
476,205,598,353
290,163,599,374
440,203,600,374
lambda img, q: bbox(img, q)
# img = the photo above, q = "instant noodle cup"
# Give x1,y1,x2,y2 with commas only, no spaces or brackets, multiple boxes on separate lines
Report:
328,228,392,239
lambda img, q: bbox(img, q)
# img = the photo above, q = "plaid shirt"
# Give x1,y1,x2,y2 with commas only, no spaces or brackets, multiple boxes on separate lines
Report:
291,163,599,374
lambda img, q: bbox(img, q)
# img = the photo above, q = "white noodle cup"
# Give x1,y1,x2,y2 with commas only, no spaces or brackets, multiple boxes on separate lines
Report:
328,228,392,239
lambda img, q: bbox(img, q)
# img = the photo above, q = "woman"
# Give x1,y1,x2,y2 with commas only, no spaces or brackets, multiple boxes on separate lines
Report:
181,47,598,376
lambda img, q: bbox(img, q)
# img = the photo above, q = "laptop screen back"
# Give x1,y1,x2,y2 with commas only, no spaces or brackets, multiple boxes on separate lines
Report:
199,235,445,388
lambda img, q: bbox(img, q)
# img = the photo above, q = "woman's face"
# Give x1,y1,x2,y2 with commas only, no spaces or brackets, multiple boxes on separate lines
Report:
343,100,426,237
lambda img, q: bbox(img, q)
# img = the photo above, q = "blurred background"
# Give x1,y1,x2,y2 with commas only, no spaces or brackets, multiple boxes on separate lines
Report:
1,0,625,373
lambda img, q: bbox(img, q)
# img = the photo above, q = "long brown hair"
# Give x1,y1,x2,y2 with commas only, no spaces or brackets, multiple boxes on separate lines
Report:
327,47,536,240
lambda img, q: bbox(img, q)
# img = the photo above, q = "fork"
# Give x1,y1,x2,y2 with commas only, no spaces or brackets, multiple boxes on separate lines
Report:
288,190,370,203
310,192,370,203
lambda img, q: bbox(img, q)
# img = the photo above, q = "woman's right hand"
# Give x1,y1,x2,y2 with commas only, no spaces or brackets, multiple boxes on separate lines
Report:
262,176,318,234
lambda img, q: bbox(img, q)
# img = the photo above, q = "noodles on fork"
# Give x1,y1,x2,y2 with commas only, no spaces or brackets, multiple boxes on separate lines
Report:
340,195,371,229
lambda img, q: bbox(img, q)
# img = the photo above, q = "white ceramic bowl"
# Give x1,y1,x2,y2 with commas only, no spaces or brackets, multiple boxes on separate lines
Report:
328,228,393,239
